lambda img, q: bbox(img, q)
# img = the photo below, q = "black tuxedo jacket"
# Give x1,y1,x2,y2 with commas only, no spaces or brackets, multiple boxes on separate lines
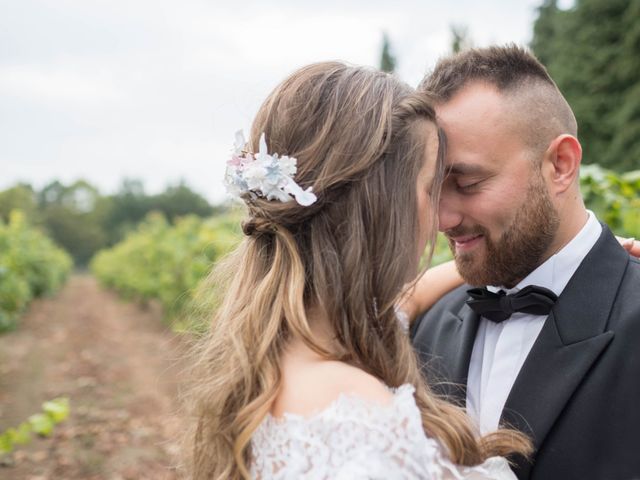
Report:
412,226,640,480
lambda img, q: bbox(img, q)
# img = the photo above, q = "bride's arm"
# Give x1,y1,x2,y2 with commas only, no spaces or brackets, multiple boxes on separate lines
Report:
397,260,463,325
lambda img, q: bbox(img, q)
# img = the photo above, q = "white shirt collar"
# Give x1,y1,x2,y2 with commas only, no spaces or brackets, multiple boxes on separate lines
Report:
490,210,602,297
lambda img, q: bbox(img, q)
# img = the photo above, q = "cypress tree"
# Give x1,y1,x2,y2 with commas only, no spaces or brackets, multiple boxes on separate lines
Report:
531,0,640,171
380,33,396,73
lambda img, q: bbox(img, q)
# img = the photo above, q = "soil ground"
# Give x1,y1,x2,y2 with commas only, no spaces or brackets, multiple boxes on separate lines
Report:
0,274,189,479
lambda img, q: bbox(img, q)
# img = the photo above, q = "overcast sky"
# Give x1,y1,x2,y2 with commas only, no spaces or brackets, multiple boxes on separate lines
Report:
1,0,573,203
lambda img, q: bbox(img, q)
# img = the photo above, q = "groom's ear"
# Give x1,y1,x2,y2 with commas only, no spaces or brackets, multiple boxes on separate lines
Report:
542,134,582,194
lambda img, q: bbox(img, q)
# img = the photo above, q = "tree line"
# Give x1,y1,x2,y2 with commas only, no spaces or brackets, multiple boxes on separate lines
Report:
531,0,640,172
0,179,224,266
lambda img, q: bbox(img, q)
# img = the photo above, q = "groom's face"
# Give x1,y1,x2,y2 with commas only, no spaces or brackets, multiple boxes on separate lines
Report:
436,82,559,288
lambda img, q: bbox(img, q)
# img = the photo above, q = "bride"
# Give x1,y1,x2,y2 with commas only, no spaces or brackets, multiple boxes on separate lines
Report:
182,61,531,479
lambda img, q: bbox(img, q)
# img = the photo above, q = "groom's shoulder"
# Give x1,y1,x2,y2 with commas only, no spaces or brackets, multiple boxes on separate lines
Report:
602,253,640,345
410,285,470,337
582,226,640,292
626,253,640,272
424,284,470,317
623,254,640,280
615,253,640,301
575,230,640,329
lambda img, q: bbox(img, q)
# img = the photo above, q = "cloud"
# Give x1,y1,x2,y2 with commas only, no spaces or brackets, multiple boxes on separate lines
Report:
0,64,122,108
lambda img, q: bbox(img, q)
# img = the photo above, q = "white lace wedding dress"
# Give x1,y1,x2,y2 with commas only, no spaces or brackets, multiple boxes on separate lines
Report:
250,384,516,479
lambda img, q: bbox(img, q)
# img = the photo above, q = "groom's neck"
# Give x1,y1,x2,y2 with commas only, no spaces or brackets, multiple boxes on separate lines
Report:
547,203,590,260
508,206,590,288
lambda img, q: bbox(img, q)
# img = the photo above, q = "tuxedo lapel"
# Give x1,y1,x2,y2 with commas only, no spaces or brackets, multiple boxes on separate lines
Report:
501,314,614,478
502,226,628,478
451,306,481,388
432,305,480,405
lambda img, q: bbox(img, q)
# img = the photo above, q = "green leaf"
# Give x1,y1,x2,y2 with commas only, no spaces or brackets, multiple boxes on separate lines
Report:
14,422,31,445
28,413,54,437
42,397,70,423
0,428,18,454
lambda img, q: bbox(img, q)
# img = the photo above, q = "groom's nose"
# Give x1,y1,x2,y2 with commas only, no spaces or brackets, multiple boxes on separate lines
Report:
438,191,463,232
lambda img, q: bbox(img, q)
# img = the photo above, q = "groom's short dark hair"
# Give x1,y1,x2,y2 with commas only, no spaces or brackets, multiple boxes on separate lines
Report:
420,44,578,153
419,44,555,100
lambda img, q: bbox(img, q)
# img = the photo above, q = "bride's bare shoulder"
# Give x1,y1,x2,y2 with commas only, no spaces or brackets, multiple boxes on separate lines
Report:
271,350,393,418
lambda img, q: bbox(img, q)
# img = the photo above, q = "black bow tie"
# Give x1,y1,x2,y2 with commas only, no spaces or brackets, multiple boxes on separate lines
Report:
465,285,558,323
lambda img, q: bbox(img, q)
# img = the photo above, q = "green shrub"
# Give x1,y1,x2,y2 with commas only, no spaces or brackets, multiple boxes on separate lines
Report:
91,211,242,328
0,211,72,332
580,164,640,239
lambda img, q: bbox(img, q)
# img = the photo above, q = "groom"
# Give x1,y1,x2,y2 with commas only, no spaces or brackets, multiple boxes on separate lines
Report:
412,45,640,479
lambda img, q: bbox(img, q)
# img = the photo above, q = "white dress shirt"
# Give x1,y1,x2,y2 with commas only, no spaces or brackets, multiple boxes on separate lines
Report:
466,211,602,434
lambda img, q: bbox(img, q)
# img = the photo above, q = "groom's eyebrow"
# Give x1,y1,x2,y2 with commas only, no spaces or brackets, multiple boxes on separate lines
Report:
445,162,491,176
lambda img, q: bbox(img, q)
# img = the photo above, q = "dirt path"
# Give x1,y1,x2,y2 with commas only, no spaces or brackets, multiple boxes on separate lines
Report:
0,274,189,479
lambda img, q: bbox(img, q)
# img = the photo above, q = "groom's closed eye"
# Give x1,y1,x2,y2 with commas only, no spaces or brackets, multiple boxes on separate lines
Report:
456,179,484,193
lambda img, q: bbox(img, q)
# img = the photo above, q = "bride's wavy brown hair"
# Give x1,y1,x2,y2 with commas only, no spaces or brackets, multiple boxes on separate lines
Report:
183,62,531,479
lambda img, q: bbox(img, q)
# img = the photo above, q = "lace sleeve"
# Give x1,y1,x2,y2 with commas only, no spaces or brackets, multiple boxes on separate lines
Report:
250,384,516,480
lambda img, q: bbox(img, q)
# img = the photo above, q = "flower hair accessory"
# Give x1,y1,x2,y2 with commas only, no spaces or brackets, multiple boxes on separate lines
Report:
224,130,318,207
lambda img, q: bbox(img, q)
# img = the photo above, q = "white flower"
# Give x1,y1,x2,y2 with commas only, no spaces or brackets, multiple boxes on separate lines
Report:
243,159,269,191
224,170,248,198
256,133,270,162
284,179,317,207
262,183,291,203
223,130,317,207
233,130,246,155
278,155,297,177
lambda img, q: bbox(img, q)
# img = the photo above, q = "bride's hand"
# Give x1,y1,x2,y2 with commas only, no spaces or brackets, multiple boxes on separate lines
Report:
617,236,640,257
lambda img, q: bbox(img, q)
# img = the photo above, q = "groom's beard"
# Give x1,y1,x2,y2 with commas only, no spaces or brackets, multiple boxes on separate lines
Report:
446,177,560,288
